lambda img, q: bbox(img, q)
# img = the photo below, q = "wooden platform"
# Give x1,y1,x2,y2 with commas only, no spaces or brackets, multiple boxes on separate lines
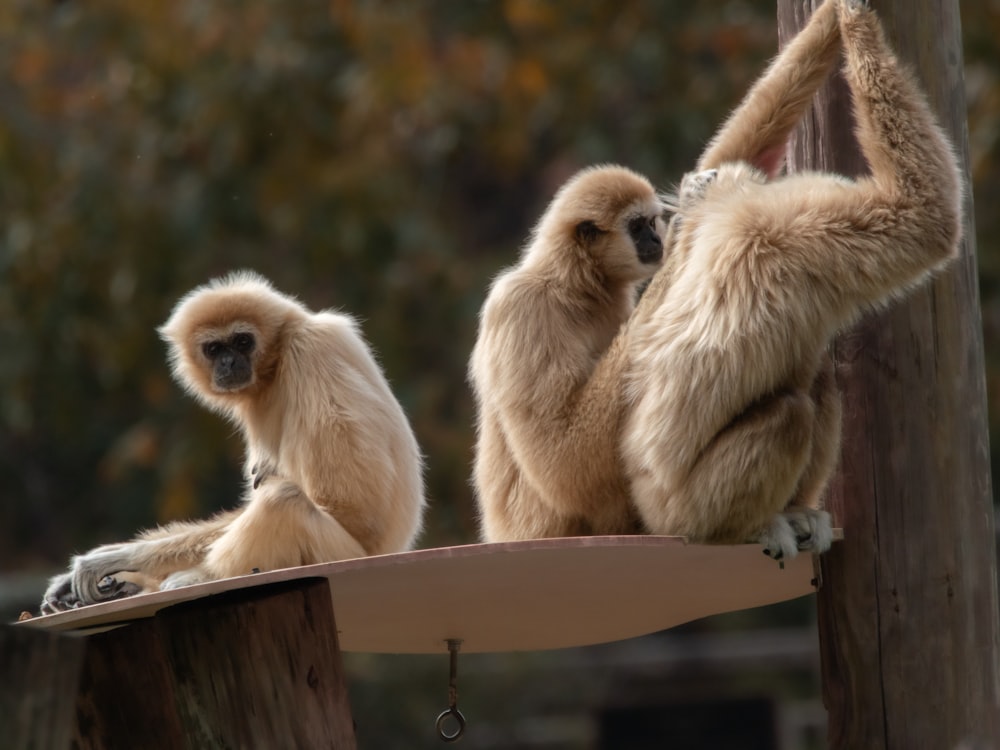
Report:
20,535,831,654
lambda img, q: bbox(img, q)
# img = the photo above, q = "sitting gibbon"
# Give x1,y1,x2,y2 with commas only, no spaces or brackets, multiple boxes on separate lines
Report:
469,165,665,540
42,272,424,612
471,0,961,560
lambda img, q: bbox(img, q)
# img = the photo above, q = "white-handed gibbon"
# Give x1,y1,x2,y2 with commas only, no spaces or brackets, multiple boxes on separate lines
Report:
469,165,666,540
470,0,961,562
41,272,425,612
620,0,961,559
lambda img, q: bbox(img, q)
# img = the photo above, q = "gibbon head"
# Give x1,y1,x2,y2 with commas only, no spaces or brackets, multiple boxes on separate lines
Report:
159,271,304,409
533,164,666,284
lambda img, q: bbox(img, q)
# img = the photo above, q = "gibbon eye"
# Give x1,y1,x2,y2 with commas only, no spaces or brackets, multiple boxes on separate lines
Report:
202,341,223,359
627,216,647,237
232,333,255,353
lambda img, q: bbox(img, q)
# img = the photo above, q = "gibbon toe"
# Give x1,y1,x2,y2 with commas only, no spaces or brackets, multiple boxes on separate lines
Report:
784,508,833,553
39,573,80,614
758,513,800,561
97,571,150,599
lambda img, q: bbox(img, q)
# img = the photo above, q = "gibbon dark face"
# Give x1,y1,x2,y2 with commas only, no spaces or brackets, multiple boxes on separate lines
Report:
628,214,663,265
203,331,255,391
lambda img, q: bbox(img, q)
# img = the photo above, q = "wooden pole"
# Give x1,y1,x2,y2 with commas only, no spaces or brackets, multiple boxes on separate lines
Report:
777,0,1000,746
0,625,85,750
73,578,357,749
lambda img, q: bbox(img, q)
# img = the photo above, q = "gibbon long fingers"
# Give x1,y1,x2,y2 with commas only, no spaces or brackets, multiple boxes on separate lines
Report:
758,508,833,561
61,513,235,605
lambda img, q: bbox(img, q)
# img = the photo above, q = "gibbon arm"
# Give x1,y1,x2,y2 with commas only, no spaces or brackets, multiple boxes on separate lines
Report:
485,285,633,522
41,511,238,612
697,0,842,175
193,479,367,586
750,1,961,318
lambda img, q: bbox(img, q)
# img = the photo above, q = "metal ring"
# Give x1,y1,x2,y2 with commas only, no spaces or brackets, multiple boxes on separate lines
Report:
435,707,466,742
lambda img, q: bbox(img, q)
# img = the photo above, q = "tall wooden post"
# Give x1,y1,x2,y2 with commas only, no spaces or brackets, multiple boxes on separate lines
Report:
777,0,1000,747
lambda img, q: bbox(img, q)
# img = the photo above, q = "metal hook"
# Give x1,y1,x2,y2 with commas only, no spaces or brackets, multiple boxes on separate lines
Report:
435,639,466,742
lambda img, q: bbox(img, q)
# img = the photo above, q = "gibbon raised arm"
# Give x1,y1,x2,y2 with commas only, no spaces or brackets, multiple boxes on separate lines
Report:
620,0,961,559
42,272,424,612
469,166,666,540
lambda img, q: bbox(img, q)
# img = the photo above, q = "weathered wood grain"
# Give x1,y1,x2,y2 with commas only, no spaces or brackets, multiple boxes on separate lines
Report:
778,1,1000,746
71,578,356,750
0,624,84,750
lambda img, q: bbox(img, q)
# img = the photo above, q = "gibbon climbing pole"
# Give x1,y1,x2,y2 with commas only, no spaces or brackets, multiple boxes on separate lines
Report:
778,0,1000,746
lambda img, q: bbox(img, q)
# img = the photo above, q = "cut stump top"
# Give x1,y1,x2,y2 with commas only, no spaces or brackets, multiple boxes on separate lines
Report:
20,535,835,654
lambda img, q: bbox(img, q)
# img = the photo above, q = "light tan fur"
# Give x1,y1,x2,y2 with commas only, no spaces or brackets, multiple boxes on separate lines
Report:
42,272,424,612
469,166,666,540
621,0,961,558
469,0,961,561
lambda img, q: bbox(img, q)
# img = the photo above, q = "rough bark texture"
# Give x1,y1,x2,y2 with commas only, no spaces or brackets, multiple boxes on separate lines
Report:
777,1,1000,747
0,624,85,750
73,578,357,750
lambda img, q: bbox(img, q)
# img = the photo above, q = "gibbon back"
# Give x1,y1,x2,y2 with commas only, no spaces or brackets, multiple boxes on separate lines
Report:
470,0,961,563
469,165,665,541
620,0,960,559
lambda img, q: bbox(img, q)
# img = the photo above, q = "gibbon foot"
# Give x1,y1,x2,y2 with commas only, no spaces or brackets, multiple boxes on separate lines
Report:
95,574,144,600
160,567,211,590
759,508,833,562
39,572,80,614
41,567,152,614
784,508,833,554
844,0,870,13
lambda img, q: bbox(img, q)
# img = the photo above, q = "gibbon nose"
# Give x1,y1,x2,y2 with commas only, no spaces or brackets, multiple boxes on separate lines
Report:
638,228,663,264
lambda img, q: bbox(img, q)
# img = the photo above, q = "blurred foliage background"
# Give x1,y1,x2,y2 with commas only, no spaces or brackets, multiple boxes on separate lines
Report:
0,0,790,568
0,0,998,745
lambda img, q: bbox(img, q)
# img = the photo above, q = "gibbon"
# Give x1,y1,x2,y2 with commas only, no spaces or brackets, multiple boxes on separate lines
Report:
41,272,424,612
469,165,666,540
470,0,960,561
620,0,961,559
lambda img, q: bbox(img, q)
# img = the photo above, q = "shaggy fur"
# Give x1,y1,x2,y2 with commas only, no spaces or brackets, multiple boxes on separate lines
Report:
469,166,665,540
42,272,424,612
621,0,962,559
469,0,961,560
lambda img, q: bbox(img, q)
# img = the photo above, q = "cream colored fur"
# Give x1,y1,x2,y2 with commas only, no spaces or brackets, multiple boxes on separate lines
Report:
469,166,665,540
42,272,424,611
621,0,961,558
470,0,961,560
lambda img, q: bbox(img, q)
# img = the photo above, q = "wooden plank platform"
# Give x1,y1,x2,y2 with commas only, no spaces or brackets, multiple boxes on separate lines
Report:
20,535,836,654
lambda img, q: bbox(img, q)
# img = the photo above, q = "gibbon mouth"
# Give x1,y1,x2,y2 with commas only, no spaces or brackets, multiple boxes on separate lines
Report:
213,374,252,392
639,246,664,265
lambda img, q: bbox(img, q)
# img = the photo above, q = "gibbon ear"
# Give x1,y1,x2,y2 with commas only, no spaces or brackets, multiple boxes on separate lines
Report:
751,142,789,179
574,220,603,245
